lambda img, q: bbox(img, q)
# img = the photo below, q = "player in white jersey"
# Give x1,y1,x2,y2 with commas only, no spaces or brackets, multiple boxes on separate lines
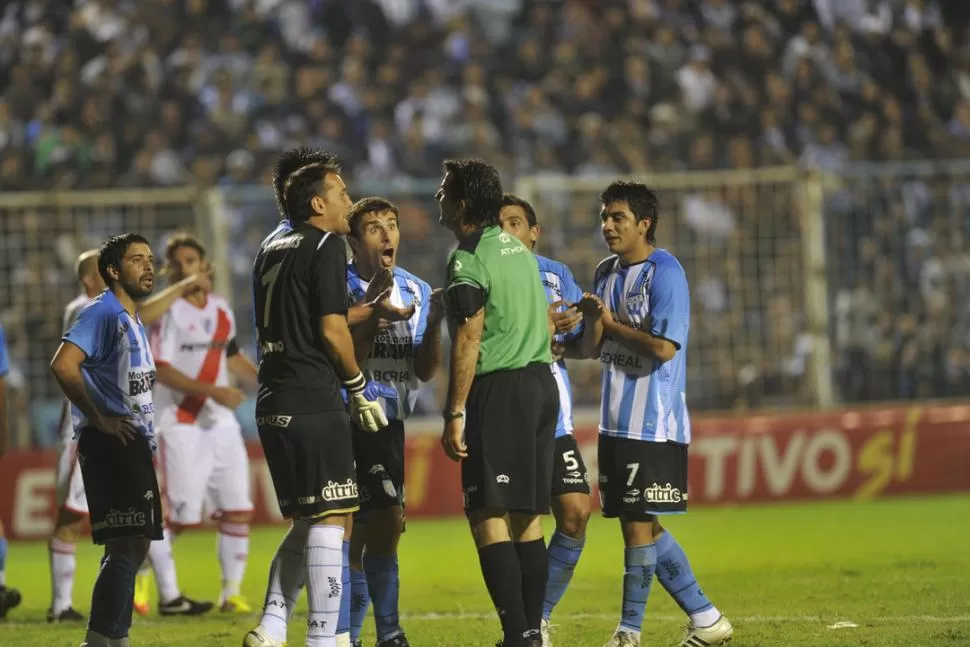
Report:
148,232,258,615
48,248,214,622
576,182,732,647
498,195,591,647
344,197,444,647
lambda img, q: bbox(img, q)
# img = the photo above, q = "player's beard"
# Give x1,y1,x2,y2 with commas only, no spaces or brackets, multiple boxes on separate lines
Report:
123,274,154,300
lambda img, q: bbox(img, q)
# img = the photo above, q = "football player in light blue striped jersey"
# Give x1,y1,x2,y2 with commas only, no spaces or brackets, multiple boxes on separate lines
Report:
576,182,733,647
344,197,445,647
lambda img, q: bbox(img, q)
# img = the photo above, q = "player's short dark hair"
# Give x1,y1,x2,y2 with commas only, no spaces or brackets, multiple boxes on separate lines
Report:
273,147,341,223
600,181,660,244
442,159,503,229
98,233,150,287
348,197,400,239
501,194,538,228
163,232,206,284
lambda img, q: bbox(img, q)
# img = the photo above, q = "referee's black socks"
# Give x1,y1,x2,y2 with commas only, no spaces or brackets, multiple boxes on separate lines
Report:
515,538,548,636
478,541,529,646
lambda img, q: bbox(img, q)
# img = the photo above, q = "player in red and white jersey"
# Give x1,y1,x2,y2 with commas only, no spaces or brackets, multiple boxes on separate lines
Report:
149,232,258,614
48,248,213,622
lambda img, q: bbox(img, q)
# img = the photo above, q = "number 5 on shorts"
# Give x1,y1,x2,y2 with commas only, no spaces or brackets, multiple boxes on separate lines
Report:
625,462,639,487
562,450,579,472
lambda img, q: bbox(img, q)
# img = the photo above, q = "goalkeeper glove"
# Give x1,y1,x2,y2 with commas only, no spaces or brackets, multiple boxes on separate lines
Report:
341,373,396,432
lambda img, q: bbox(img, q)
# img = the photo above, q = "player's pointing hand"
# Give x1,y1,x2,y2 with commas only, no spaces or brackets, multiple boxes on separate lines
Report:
363,267,394,306
98,415,138,445
182,263,213,295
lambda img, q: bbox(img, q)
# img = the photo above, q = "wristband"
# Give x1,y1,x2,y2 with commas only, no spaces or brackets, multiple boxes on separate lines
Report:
442,410,465,421
342,372,366,394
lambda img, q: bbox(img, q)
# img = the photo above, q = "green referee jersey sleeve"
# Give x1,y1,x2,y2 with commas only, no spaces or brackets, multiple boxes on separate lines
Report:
446,226,552,376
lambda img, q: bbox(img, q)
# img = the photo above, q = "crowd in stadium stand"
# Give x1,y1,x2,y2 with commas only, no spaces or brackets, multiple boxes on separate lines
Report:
3,0,970,188
2,0,970,447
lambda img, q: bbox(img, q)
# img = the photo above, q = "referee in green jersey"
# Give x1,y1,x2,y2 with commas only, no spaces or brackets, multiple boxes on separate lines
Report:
436,159,559,647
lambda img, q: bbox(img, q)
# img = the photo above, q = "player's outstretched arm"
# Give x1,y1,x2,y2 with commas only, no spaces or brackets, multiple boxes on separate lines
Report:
138,272,211,325
156,362,245,409
414,288,444,382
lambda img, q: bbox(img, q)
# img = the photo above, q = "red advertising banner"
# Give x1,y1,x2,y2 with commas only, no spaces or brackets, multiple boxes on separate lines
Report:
2,403,968,540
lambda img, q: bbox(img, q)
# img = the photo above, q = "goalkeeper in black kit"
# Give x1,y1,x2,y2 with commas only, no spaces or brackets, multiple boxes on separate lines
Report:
245,147,392,647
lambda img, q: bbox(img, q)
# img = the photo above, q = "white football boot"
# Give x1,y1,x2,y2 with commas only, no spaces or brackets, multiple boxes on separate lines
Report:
243,626,287,647
541,617,553,647
679,614,734,646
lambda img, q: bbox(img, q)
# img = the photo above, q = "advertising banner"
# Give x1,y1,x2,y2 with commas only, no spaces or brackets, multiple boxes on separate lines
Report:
2,403,968,540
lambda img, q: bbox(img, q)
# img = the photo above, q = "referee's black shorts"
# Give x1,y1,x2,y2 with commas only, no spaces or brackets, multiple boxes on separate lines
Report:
461,362,559,515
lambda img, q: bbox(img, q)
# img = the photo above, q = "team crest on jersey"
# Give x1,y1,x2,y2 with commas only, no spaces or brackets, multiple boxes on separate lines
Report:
401,284,420,307
626,265,655,312
203,318,212,334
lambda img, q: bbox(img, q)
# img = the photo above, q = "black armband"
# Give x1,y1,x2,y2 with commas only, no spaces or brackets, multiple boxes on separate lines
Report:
445,284,485,323
226,338,240,357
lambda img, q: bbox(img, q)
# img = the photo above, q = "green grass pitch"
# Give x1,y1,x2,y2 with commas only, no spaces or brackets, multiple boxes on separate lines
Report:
3,495,969,646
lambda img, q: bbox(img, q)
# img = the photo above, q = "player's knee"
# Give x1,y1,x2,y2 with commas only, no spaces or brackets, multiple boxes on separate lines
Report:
469,508,512,547
620,515,656,547
165,520,188,536
349,532,366,569
221,510,254,525
53,518,87,543
365,507,404,555
106,537,151,564
557,498,591,539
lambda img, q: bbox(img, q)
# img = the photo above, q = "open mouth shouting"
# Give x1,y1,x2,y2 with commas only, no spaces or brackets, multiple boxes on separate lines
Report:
380,247,396,267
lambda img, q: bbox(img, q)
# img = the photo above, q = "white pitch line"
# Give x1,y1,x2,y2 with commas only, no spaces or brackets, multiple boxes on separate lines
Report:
398,612,970,624
7,613,969,629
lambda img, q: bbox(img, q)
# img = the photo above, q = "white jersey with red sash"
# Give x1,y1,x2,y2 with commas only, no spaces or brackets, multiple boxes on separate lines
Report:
150,295,237,430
